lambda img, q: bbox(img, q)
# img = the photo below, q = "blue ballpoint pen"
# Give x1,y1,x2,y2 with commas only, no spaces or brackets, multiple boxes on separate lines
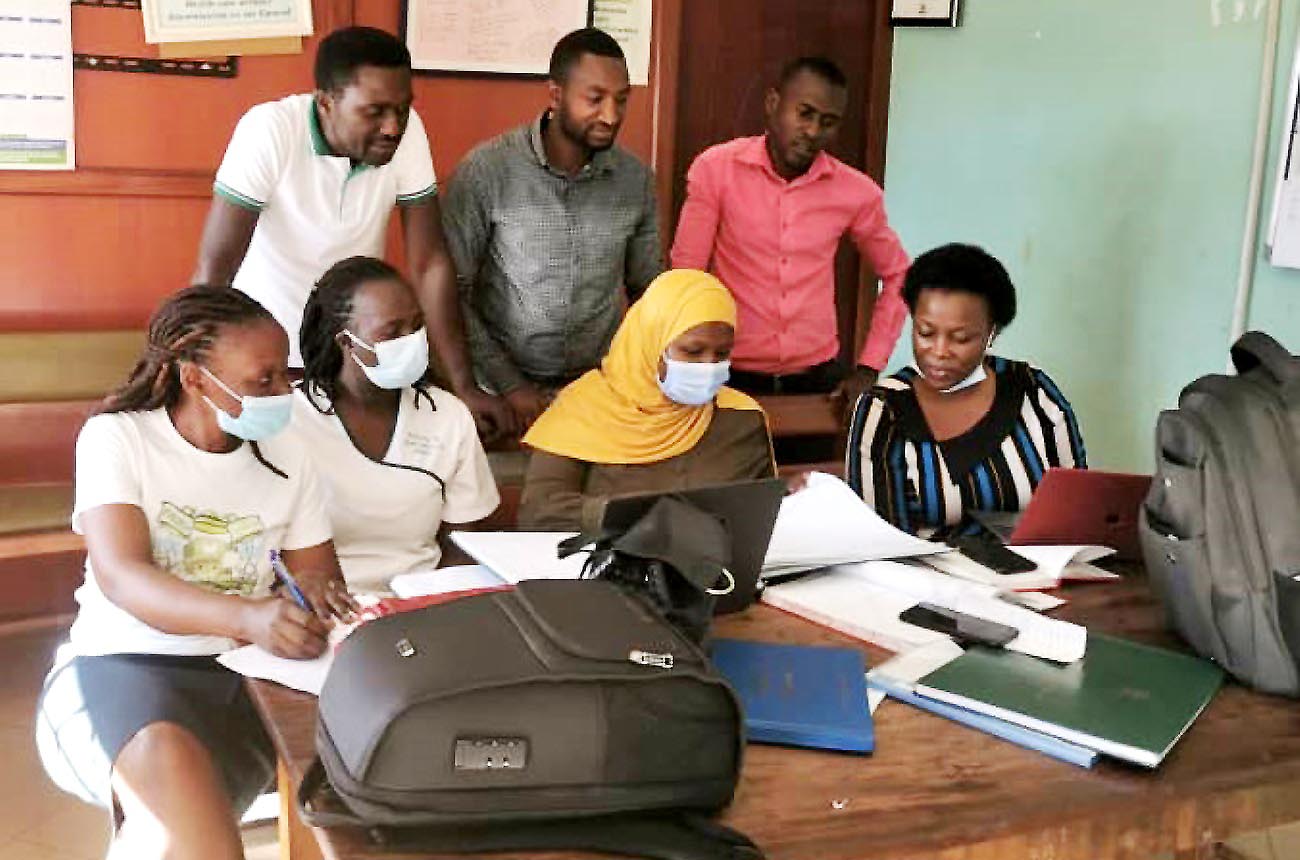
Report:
269,549,311,612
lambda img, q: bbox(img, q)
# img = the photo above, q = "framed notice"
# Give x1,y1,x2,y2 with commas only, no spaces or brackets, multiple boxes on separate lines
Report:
140,0,313,44
402,0,590,76
0,1,75,170
891,0,960,27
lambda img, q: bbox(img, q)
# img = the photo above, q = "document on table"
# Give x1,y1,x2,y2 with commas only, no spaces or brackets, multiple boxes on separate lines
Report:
390,564,506,598
217,618,358,695
764,561,1088,663
449,531,586,583
218,644,333,696
922,545,1117,591
763,473,944,577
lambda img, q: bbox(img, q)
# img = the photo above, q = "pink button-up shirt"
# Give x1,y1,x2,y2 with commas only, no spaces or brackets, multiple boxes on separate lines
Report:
671,135,910,373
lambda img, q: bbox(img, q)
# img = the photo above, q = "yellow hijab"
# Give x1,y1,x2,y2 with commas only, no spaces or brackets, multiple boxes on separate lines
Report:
523,269,765,465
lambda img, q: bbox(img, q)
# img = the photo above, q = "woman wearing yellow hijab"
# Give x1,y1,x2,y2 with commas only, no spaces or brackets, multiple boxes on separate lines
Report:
519,270,776,529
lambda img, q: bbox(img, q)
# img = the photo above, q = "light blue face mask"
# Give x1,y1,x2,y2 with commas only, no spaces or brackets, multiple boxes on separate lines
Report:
344,327,429,390
658,353,731,406
201,367,292,442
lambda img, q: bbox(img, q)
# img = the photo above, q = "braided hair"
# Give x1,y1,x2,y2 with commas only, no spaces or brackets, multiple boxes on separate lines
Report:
101,285,287,478
300,256,432,412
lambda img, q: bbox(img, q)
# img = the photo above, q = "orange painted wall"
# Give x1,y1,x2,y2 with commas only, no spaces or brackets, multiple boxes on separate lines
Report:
0,0,660,332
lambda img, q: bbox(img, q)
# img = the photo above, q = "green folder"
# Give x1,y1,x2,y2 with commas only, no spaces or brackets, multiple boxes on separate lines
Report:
914,633,1223,768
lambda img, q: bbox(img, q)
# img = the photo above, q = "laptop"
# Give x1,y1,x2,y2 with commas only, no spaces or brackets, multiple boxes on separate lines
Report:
599,478,787,614
971,468,1151,560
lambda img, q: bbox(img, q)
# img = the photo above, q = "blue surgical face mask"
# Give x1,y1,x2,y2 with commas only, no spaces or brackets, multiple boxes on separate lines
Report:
344,327,429,390
658,353,731,406
201,367,292,441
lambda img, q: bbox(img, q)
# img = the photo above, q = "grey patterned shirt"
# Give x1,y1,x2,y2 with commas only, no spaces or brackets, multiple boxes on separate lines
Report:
442,114,663,393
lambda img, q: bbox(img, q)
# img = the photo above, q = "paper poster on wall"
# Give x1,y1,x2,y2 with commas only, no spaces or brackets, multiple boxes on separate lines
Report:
592,0,652,86
403,0,589,75
0,1,74,171
140,0,313,44
1266,24,1300,269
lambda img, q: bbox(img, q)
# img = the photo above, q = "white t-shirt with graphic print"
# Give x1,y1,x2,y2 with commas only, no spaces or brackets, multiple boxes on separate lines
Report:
67,408,332,657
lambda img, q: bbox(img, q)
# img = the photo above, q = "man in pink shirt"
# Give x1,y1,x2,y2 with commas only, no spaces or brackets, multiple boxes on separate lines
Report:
671,57,910,417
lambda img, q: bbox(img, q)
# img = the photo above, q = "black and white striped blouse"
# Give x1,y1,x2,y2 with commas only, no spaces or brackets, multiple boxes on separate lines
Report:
846,357,1087,537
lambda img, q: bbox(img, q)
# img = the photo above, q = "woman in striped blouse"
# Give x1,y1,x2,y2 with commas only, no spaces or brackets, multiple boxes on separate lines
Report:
846,243,1086,537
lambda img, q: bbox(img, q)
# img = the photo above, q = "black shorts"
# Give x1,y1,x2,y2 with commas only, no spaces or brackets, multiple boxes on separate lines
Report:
36,651,275,813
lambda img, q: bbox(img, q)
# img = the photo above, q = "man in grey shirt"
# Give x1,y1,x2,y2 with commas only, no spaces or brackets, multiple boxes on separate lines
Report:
442,28,663,430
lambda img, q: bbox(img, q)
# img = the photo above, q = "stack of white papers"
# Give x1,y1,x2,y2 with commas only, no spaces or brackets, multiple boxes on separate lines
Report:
390,564,506,598
922,545,1119,591
762,560,1088,663
763,473,944,576
449,531,585,583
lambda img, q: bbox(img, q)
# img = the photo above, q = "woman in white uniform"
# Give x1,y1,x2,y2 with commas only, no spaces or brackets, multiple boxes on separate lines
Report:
290,256,500,593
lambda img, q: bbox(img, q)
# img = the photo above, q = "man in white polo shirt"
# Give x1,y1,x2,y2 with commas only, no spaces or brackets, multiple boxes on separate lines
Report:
193,26,511,437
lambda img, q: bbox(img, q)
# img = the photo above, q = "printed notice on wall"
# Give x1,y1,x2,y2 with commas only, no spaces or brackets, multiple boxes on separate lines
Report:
404,0,588,75
140,0,313,44
0,2,74,171
592,0,652,86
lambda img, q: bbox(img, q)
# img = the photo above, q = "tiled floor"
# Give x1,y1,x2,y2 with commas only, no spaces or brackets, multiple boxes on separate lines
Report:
0,618,1297,860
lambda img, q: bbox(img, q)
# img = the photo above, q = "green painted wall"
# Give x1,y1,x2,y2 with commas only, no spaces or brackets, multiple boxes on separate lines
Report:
883,0,1300,471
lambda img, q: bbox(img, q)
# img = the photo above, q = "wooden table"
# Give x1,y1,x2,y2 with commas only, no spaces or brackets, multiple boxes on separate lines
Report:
247,575,1300,860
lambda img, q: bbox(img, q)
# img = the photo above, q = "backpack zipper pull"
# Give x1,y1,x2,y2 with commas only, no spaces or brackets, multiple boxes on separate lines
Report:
629,649,674,669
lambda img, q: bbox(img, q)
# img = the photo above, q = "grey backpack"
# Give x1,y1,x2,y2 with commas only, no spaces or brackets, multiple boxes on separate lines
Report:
299,578,761,859
1140,331,1300,696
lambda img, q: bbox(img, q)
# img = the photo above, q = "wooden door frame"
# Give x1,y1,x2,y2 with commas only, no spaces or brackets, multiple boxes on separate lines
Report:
649,0,896,351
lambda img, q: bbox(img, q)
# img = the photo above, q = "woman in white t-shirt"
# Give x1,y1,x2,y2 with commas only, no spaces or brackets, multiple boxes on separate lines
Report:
291,256,499,593
35,286,354,860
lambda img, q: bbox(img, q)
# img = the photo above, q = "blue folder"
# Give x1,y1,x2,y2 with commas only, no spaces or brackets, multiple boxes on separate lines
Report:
709,638,874,754
866,674,1098,769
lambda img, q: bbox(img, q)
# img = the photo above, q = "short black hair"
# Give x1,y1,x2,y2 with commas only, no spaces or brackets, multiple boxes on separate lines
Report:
314,26,410,93
778,56,847,91
902,243,1018,329
548,27,625,83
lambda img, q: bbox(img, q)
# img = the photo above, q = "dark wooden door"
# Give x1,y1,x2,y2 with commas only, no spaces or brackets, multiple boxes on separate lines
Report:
669,0,893,363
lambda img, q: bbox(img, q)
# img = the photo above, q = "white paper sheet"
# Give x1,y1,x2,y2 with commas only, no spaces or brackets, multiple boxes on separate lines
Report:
390,564,506,598
218,645,332,696
868,639,966,687
449,531,586,583
921,545,1117,591
763,561,1088,663
1000,590,1068,612
763,473,943,576
592,0,652,86
0,2,74,171
762,568,949,654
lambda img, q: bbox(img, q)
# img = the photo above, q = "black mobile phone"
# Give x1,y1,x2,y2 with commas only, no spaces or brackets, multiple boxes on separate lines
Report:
945,535,1038,575
898,602,1019,648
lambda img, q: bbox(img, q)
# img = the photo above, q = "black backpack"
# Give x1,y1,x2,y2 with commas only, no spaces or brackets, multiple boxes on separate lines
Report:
1140,331,1300,696
299,579,762,859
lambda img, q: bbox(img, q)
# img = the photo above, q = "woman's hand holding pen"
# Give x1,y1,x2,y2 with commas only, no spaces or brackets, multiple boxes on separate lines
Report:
239,598,329,660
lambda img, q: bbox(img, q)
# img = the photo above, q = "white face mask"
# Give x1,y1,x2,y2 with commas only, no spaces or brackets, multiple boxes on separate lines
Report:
658,353,731,406
344,327,429,390
935,361,987,394
918,330,995,395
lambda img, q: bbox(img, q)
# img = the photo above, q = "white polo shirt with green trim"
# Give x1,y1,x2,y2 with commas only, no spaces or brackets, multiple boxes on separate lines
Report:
214,93,437,366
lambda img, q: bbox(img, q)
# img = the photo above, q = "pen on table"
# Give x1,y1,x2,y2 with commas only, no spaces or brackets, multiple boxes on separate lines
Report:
269,549,311,612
